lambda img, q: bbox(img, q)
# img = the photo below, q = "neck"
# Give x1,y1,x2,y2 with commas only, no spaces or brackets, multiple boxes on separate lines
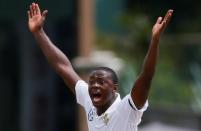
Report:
96,94,117,116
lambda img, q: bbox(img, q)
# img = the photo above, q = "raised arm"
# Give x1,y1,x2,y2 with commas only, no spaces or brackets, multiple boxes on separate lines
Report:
27,3,81,93
131,10,173,109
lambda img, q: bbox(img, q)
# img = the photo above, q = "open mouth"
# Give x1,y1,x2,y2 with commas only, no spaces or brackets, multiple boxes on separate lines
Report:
93,94,102,102
92,91,103,103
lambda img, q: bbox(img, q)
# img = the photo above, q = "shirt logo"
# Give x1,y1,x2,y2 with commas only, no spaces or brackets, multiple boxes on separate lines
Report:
102,113,109,125
88,108,95,121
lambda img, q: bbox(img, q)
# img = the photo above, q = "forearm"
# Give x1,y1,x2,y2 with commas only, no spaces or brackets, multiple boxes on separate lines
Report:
32,28,72,74
141,37,159,80
131,37,159,109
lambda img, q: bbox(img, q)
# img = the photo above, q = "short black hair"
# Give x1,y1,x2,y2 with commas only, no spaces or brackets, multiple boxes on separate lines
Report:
93,67,118,84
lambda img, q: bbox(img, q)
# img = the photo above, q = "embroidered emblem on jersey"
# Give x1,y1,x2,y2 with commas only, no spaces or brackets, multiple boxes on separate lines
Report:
102,113,109,125
88,108,95,121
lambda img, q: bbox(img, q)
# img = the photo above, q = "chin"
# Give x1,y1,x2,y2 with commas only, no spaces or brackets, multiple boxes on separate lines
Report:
92,101,103,108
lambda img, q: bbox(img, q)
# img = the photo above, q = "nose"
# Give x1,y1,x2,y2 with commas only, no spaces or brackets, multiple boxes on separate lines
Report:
90,83,101,92
90,81,102,90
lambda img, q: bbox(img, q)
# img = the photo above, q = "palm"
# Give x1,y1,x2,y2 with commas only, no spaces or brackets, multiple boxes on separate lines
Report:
152,21,165,39
28,14,43,32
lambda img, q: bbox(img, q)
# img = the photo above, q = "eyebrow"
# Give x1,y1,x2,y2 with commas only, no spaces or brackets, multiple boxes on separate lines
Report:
89,75,110,79
89,74,111,78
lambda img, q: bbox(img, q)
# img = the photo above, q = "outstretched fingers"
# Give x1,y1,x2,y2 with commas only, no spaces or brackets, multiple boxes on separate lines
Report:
163,9,173,28
29,4,33,18
152,9,173,38
29,3,39,16
33,3,37,15
28,3,43,19
35,3,41,15
31,3,36,16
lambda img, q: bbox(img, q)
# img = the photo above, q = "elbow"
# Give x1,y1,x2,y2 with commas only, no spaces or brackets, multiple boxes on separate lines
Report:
55,63,72,76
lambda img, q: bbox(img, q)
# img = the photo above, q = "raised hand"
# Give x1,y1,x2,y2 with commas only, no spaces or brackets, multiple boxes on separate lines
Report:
27,3,48,33
152,9,173,40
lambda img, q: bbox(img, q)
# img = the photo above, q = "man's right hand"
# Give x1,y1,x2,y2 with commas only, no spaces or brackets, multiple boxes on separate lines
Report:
27,3,48,33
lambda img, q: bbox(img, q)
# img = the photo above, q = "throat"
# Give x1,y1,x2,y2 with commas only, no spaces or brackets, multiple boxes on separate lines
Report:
96,106,109,116
96,95,117,116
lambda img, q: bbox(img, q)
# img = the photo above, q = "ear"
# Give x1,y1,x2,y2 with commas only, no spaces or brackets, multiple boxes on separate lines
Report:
113,84,118,92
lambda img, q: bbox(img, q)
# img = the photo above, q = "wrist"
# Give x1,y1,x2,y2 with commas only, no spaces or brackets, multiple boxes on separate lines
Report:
151,35,160,42
151,36,160,46
32,28,44,35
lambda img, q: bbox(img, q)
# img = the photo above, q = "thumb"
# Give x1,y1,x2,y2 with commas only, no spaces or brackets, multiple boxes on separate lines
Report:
156,17,163,24
42,10,48,19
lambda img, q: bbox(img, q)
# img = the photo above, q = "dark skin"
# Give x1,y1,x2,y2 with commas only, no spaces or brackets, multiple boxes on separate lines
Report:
88,70,117,115
28,3,173,115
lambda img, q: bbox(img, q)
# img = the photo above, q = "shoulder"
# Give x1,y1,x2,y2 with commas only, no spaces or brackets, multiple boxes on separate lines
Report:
75,80,88,88
120,94,149,112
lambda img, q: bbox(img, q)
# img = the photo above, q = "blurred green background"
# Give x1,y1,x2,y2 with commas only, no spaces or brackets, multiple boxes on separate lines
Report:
0,0,201,131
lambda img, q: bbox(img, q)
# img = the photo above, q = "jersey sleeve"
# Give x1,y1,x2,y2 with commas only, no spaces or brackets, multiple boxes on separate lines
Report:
118,94,148,125
127,94,148,112
75,80,90,107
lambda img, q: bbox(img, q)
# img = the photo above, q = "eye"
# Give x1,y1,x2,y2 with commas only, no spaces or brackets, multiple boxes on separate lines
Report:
89,80,94,85
98,79,105,85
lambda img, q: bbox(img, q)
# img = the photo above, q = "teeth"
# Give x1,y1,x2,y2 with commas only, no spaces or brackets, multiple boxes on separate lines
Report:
93,90,101,95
